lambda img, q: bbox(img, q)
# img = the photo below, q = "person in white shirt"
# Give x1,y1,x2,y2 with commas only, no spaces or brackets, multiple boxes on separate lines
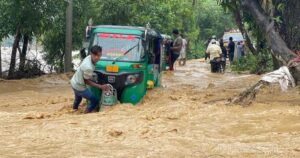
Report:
206,39,222,60
179,36,188,66
71,45,109,113
206,40,222,73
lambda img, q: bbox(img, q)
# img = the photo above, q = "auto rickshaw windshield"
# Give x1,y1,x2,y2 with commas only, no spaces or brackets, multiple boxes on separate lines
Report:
93,33,144,62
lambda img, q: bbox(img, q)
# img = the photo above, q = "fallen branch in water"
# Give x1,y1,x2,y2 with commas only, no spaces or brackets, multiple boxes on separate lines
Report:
228,80,269,106
228,66,295,106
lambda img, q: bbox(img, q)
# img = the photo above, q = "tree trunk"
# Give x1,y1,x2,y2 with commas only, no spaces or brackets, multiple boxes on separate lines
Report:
273,0,300,49
60,51,65,73
240,0,300,83
271,53,280,70
192,0,196,6
19,34,29,73
17,46,21,58
8,27,21,79
233,8,257,55
0,43,2,78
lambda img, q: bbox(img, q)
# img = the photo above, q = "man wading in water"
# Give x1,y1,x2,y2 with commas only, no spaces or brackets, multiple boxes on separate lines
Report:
170,29,183,71
70,45,109,113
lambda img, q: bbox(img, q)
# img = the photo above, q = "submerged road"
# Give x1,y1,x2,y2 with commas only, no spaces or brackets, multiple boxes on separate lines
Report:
0,60,300,157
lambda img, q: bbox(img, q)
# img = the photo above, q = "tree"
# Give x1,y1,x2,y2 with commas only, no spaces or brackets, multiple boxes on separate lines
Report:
197,0,236,40
41,0,202,72
240,0,300,82
1,0,235,77
0,42,2,78
64,0,73,73
218,0,300,82
273,0,300,50
42,0,90,73
0,0,21,79
0,0,62,78
91,0,200,41
19,35,30,73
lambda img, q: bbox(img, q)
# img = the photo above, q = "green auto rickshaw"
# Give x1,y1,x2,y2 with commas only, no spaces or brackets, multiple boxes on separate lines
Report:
84,25,164,107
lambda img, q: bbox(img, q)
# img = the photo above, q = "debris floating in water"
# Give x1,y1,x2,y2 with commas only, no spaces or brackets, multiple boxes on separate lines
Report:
229,66,296,105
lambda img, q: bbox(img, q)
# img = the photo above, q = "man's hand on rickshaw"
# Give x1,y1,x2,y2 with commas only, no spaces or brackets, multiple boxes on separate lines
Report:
99,84,110,91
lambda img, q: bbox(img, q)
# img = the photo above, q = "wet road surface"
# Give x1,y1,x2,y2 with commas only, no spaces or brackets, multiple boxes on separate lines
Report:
0,60,300,157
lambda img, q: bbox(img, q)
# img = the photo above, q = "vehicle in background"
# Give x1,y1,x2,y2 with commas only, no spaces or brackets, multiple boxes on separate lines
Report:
223,30,246,60
222,30,245,47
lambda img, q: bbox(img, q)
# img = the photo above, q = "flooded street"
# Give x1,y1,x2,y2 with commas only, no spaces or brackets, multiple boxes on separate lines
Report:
0,60,300,158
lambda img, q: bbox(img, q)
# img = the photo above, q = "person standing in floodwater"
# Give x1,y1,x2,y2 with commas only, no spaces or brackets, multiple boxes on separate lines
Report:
236,42,244,59
170,29,183,71
70,45,110,113
227,37,235,63
179,35,188,66
219,39,227,70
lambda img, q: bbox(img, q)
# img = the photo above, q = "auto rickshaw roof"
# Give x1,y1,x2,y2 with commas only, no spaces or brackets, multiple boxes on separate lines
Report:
92,25,161,38
161,34,171,39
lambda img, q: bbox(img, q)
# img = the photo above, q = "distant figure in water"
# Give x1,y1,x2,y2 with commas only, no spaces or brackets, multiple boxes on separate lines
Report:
164,39,173,69
227,37,235,63
70,45,110,113
178,35,188,66
236,42,244,59
219,39,227,70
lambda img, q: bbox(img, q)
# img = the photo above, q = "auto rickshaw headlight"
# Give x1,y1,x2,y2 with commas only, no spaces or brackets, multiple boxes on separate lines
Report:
126,74,138,85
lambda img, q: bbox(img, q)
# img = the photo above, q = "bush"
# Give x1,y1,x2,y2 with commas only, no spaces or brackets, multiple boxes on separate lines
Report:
187,42,206,59
231,49,273,74
231,54,257,73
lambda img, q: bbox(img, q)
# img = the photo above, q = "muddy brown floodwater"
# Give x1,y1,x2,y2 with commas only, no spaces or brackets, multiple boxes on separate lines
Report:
0,60,300,158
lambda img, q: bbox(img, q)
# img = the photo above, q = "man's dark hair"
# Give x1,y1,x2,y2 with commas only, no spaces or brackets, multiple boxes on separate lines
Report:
172,29,179,35
90,45,102,55
229,37,233,41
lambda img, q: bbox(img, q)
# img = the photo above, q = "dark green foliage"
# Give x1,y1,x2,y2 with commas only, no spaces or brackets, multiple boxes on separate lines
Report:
41,0,89,72
197,0,236,40
187,44,206,59
1,0,236,76
231,50,273,74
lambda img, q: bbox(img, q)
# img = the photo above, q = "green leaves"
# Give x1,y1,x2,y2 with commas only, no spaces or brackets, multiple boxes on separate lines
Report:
87,0,200,49
277,3,285,13
196,0,236,40
41,0,89,72
0,0,65,38
0,0,236,72
272,16,282,24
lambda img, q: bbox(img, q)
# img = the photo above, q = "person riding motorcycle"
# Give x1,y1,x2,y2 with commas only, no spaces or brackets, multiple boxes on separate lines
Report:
206,39,222,73
208,35,220,47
